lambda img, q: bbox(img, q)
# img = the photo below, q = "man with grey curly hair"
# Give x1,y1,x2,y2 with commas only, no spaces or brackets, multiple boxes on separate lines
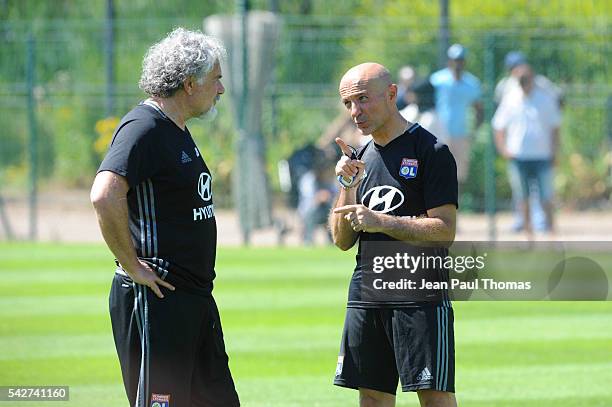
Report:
91,27,240,407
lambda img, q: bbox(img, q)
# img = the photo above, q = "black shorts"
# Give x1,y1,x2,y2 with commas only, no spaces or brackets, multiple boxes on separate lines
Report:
109,273,240,407
333,305,454,395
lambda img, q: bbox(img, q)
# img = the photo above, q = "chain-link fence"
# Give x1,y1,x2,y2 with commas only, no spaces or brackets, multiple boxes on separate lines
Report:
0,15,610,239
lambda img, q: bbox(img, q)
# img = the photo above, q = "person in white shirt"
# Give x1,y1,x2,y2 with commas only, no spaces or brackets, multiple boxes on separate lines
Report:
493,65,561,237
495,52,564,232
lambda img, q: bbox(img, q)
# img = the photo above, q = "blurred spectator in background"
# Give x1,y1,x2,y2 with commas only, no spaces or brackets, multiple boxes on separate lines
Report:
495,51,563,107
400,77,447,141
297,152,337,245
430,44,483,194
493,65,561,238
398,78,419,123
395,65,417,111
280,108,362,244
282,143,322,209
495,51,564,232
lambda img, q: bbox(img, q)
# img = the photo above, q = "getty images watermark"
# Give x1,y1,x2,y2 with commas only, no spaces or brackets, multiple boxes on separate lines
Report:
360,241,612,302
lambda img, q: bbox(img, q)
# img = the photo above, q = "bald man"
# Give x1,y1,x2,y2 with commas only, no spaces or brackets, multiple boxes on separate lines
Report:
328,63,458,407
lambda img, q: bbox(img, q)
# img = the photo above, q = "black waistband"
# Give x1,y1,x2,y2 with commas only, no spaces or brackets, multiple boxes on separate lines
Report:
114,264,213,297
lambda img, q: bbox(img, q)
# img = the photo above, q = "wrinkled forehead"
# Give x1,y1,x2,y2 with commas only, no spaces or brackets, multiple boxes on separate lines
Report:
339,77,372,99
339,65,391,99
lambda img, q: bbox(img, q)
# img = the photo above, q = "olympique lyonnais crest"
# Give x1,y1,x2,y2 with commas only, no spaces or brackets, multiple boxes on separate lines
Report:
151,394,170,407
399,158,418,179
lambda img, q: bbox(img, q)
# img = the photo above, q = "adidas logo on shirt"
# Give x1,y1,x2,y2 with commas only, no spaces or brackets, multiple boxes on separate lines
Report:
181,151,192,164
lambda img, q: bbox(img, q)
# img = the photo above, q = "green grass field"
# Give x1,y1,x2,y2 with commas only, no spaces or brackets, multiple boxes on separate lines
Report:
1,243,612,406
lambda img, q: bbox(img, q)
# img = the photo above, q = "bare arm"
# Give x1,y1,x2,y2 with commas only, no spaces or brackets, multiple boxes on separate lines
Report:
334,204,456,247
374,204,456,245
329,187,360,251
90,171,174,298
328,137,366,251
495,129,510,159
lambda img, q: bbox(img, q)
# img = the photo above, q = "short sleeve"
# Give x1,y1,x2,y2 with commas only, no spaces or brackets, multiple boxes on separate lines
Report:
420,136,459,210
429,69,444,88
492,102,509,131
494,78,507,104
98,119,163,188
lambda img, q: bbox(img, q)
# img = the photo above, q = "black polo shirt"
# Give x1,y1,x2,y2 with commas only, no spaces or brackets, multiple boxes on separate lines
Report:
98,103,217,295
348,123,458,308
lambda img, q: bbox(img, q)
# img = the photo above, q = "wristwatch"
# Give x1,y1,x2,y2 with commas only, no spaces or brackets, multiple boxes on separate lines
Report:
337,144,366,189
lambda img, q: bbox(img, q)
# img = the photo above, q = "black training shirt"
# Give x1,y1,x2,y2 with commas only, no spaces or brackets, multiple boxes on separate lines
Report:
98,103,217,295
348,123,458,308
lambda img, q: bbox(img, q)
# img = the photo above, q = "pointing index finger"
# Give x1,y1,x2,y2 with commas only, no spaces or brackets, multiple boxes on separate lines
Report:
334,205,361,214
335,137,356,158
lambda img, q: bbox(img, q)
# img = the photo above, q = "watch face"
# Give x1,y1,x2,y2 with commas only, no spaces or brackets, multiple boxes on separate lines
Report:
338,175,356,188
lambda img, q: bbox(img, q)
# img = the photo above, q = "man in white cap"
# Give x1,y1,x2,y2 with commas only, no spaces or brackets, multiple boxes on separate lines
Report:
430,44,483,195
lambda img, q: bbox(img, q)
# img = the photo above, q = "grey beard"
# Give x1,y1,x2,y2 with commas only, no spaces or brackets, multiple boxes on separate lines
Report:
198,106,218,122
